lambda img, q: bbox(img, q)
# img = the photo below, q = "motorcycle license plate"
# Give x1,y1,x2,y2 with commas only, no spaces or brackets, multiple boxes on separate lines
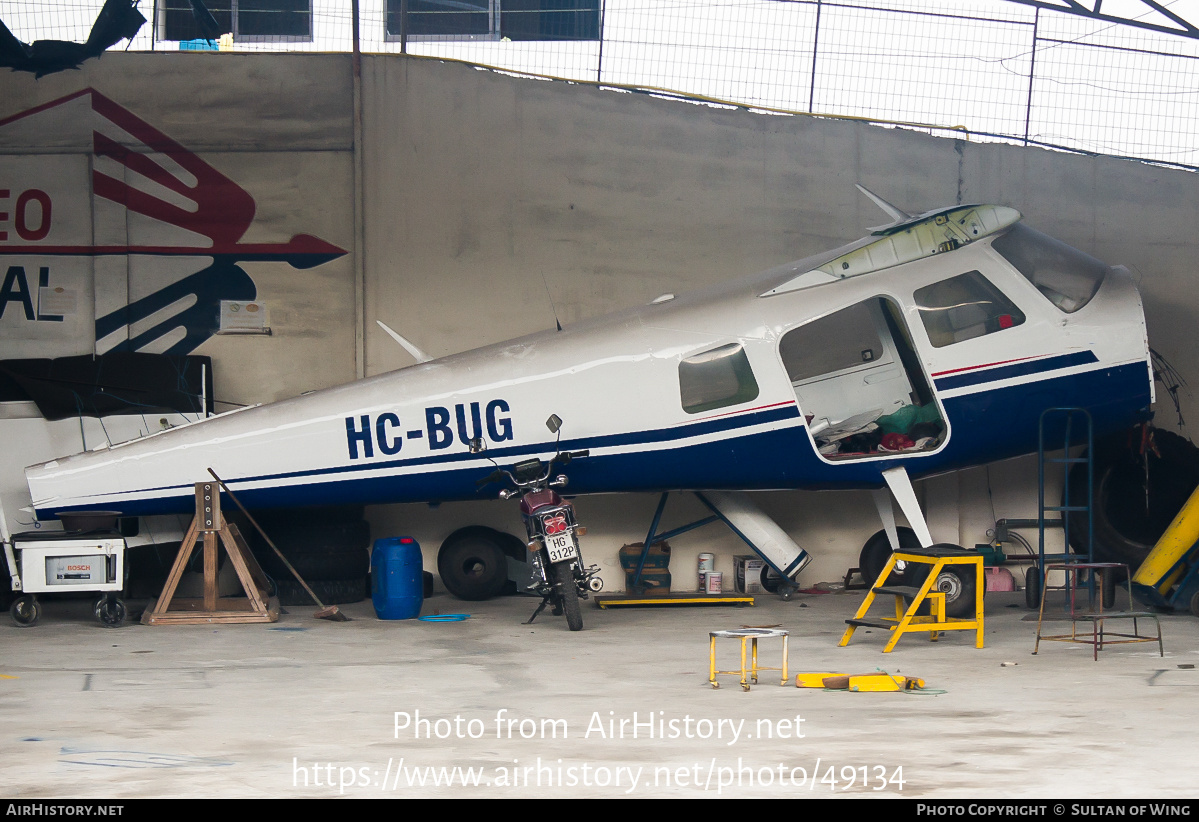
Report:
546,534,578,563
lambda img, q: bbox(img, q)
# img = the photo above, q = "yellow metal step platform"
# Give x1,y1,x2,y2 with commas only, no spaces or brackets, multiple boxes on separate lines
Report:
839,545,984,652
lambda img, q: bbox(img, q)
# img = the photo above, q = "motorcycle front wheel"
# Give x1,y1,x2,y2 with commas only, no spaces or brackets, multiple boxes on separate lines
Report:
553,562,583,632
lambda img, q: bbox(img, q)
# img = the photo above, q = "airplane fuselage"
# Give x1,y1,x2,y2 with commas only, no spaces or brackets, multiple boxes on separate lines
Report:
26,211,1154,518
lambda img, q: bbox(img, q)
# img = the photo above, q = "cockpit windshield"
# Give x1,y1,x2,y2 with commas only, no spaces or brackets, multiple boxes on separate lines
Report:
991,223,1107,313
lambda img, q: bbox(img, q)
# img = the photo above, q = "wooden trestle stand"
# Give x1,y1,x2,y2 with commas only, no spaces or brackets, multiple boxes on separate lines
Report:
142,481,279,625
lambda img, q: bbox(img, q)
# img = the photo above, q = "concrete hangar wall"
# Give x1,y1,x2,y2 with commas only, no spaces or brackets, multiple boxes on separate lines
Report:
1,52,1195,590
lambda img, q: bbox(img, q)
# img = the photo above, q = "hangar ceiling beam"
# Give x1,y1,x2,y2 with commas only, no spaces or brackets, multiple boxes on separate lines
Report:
999,0,1199,39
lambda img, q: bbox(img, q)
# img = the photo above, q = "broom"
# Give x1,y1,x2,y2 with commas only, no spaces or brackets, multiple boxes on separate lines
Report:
207,468,349,621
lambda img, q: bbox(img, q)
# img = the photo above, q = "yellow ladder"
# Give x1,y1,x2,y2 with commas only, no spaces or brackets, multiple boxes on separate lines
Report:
840,545,984,652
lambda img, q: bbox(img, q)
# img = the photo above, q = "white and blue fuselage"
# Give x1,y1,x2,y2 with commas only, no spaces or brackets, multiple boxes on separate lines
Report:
25,205,1154,519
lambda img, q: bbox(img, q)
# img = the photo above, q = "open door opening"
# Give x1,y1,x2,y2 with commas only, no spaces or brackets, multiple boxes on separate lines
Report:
779,296,945,460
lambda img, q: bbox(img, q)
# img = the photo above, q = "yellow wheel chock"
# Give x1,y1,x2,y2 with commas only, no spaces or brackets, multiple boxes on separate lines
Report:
797,672,925,691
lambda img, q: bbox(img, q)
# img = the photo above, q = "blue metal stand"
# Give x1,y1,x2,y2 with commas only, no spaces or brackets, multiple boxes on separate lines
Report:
1036,407,1099,607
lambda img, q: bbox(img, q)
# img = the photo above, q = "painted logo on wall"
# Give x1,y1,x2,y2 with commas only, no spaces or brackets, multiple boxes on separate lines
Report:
0,88,346,358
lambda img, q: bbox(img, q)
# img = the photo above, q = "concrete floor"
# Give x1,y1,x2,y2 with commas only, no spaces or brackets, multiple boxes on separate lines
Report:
1,585,1197,799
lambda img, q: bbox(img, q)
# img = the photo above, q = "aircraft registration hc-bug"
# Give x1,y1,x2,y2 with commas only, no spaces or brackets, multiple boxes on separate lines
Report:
23,189,1154,605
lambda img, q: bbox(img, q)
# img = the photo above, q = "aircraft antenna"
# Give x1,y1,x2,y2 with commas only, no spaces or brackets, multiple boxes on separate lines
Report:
376,320,431,363
541,272,563,332
856,184,911,231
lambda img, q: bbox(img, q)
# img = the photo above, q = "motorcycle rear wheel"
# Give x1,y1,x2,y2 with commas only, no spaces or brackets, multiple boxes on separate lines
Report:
553,562,583,632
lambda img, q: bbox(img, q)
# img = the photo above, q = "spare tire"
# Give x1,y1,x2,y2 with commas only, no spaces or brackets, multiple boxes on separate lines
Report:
126,541,183,581
437,526,509,601
1067,429,1199,569
248,520,371,581
247,505,366,531
275,577,367,606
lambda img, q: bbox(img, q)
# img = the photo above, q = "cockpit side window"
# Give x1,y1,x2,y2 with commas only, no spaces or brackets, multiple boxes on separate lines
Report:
915,270,1026,348
679,343,760,414
991,223,1106,313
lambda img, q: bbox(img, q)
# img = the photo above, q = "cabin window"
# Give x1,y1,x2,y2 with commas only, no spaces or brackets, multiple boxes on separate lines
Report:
991,224,1106,314
779,297,944,460
915,271,1026,348
679,343,760,414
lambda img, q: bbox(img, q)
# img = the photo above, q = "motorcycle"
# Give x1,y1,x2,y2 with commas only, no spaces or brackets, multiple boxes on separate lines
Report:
472,415,602,631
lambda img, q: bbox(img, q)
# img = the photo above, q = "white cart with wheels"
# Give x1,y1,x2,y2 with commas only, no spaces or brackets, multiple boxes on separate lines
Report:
4,534,128,628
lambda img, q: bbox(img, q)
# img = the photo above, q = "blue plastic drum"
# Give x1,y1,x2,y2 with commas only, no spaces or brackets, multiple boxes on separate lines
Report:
371,537,424,620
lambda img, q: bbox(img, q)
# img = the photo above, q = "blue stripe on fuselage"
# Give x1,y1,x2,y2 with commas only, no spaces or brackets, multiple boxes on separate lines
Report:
38,362,1151,518
37,403,802,516
933,351,1099,392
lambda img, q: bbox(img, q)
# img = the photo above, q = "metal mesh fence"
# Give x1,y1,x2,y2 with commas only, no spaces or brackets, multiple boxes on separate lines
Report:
2,0,1198,169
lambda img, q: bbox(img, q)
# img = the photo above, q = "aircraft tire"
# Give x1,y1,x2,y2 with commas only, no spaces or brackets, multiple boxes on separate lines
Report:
185,542,227,575
858,527,922,588
1067,429,1199,570
250,521,371,581
905,561,980,619
126,542,182,579
495,531,529,561
247,505,366,531
934,567,978,619
437,527,509,601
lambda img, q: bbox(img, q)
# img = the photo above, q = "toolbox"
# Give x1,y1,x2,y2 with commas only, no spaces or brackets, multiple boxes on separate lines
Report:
4,533,128,627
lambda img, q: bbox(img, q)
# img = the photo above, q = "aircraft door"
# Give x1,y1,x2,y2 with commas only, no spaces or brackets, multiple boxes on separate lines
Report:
778,297,946,460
